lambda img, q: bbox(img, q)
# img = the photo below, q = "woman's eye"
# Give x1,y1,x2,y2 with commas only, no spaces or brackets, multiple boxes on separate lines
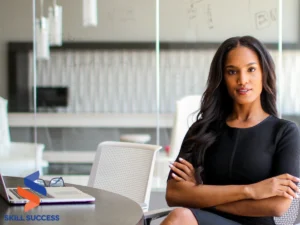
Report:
227,70,236,75
249,67,256,72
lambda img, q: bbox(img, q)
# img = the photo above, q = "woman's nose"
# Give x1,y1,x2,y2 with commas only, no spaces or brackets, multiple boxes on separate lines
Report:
237,72,249,85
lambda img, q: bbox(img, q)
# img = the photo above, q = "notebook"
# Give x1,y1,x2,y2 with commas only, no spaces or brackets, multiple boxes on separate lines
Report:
0,174,95,204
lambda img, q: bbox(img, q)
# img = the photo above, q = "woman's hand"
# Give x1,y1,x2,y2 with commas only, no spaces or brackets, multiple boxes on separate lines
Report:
169,157,197,185
247,173,300,200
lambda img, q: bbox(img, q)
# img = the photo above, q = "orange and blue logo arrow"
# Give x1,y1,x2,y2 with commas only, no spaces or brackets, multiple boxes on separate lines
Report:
17,171,47,212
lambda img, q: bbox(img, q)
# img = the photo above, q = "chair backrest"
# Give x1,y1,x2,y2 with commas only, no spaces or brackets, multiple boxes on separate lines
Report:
88,141,162,211
273,183,300,224
0,97,11,151
168,95,201,159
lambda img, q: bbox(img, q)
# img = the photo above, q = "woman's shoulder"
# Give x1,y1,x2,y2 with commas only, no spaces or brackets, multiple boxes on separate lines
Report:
269,115,299,131
269,116,300,143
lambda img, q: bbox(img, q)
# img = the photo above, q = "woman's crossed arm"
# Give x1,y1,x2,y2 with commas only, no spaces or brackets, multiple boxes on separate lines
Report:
166,158,300,217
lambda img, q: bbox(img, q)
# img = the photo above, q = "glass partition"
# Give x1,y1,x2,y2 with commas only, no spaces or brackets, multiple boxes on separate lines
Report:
281,1,300,125
13,0,290,190
29,0,157,183
1,0,39,176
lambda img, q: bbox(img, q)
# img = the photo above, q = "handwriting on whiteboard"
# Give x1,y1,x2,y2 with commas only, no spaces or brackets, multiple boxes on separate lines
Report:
255,8,277,30
187,0,203,20
186,0,214,30
206,4,213,29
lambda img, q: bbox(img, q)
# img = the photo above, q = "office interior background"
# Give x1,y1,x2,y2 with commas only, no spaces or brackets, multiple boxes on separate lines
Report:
1,0,300,221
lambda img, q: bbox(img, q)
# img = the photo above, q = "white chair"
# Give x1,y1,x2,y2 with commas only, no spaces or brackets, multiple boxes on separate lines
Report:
168,95,201,160
153,95,201,187
274,184,300,225
0,97,47,176
88,141,172,224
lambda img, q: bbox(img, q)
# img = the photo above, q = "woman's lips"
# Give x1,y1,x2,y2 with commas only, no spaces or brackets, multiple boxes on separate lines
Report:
237,88,252,95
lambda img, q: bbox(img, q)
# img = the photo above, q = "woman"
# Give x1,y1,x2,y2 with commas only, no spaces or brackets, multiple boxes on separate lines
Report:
162,36,300,225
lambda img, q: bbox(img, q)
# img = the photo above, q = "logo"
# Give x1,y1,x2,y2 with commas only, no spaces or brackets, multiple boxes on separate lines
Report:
17,171,46,212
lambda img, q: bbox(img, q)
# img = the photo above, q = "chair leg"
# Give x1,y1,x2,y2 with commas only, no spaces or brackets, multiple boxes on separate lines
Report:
144,218,152,225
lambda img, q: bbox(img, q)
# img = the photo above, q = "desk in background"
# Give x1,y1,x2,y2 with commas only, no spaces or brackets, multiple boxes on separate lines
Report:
8,113,174,128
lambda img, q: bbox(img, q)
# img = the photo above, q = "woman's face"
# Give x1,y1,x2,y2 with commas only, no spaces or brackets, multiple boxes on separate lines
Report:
224,46,263,105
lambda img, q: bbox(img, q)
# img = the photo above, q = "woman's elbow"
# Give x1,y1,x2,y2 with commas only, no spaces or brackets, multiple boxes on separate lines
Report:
165,188,178,207
272,208,287,217
272,202,291,217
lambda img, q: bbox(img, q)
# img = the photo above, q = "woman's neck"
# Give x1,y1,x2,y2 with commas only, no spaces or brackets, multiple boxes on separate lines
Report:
227,102,269,126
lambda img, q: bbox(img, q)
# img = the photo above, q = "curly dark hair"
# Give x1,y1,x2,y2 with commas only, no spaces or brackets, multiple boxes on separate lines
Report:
183,36,278,167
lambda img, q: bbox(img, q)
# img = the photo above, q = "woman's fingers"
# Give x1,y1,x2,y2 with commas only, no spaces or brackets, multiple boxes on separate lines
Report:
286,186,299,199
280,179,300,193
171,173,184,181
277,190,294,200
169,158,196,183
178,158,194,171
278,173,300,183
169,164,189,180
278,186,298,199
172,161,194,177
275,174,300,199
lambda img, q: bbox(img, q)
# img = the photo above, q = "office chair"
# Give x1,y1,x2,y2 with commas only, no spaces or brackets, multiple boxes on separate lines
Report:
168,95,201,160
0,97,47,176
88,141,172,225
153,95,201,186
274,185,300,225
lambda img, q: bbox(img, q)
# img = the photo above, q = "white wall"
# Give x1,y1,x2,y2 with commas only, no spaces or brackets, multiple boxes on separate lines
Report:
0,0,298,98
0,0,33,98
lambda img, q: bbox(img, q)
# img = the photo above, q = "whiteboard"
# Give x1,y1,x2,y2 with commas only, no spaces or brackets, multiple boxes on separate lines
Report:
159,0,299,43
61,0,299,43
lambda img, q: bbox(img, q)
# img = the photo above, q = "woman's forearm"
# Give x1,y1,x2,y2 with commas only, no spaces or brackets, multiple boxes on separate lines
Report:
166,180,251,208
215,196,292,217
